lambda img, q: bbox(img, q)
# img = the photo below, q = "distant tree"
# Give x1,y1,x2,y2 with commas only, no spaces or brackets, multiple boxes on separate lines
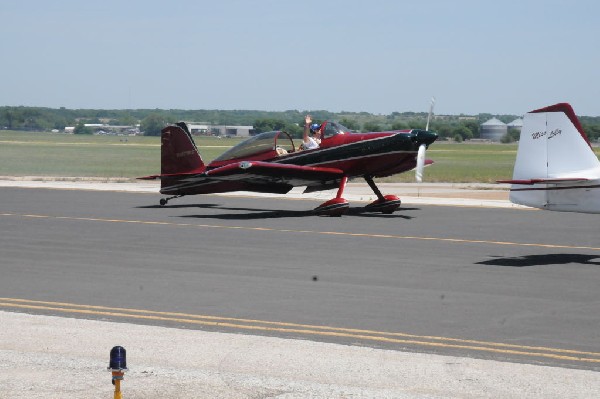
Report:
363,122,382,132
453,134,463,142
453,125,473,141
73,122,92,135
582,123,600,142
52,117,69,130
253,118,286,133
504,128,520,142
141,113,168,136
406,119,426,130
461,120,479,136
3,109,15,129
478,113,493,123
340,118,360,131
391,121,409,130
110,114,137,126
283,122,303,138
431,123,453,139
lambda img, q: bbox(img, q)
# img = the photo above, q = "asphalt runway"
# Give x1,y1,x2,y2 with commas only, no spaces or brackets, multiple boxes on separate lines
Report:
1,186,600,370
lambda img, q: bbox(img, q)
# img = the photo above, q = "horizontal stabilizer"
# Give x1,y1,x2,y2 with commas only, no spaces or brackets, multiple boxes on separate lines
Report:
138,170,205,180
138,174,160,180
497,177,590,185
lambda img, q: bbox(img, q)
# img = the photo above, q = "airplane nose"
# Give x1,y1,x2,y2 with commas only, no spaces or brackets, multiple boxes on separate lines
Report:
412,129,438,146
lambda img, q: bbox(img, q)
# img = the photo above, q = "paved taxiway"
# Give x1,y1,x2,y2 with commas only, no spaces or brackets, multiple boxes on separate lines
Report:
1,181,599,397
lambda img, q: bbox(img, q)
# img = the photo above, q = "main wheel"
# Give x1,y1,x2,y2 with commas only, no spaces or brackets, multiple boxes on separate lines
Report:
314,198,349,216
365,195,401,214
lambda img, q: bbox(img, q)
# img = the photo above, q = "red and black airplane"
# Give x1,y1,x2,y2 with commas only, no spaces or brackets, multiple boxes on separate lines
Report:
139,120,437,216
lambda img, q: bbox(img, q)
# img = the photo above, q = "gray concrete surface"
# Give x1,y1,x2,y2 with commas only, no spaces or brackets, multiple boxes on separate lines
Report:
2,311,599,399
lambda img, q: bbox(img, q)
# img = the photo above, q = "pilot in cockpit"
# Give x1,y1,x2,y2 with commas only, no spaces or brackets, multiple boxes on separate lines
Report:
301,114,321,150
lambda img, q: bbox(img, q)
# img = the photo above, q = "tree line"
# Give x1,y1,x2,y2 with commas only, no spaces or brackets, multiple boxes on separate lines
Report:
2,106,600,142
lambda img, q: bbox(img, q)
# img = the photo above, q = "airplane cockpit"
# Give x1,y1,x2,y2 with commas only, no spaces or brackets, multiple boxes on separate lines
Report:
208,122,353,166
210,130,296,164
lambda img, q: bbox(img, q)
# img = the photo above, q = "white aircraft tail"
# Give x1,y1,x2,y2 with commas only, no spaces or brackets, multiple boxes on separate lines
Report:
499,103,600,213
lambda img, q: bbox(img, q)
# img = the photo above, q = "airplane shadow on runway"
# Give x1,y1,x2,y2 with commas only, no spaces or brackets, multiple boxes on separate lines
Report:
138,203,222,210
137,204,418,220
477,254,600,267
181,207,417,220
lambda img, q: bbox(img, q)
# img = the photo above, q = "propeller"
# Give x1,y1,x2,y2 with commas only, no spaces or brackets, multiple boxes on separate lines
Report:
425,97,435,131
416,144,426,183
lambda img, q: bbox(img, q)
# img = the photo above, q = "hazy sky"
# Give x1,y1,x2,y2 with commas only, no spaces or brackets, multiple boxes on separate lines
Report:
2,0,599,116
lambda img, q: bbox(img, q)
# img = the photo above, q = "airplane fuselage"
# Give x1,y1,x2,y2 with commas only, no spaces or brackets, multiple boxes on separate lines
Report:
162,129,436,196
207,129,437,178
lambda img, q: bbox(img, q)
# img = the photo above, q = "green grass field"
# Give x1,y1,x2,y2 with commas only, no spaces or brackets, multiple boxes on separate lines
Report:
1,130,597,183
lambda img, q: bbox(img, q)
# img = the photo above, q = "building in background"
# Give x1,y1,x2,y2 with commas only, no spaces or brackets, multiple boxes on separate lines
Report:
480,118,507,141
187,123,254,137
507,118,523,132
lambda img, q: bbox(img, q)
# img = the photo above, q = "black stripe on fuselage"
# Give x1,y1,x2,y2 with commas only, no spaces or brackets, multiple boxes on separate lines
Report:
275,133,417,167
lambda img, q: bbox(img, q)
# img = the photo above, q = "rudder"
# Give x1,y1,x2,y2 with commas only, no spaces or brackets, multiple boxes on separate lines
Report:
160,122,205,175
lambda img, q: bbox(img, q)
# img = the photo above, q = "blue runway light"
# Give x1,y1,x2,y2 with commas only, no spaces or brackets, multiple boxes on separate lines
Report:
108,346,128,371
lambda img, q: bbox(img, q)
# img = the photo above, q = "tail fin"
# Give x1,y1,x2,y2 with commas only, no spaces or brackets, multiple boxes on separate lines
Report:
510,103,598,183
499,103,600,212
160,122,205,175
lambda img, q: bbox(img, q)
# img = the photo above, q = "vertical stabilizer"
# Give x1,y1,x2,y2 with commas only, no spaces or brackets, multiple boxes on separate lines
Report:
160,122,205,175
511,103,599,182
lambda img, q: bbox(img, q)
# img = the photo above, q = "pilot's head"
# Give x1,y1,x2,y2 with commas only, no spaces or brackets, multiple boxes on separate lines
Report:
310,123,321,136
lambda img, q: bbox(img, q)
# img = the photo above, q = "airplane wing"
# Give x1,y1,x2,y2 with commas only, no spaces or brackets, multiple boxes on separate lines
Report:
140,161,345,195
204,161,344,186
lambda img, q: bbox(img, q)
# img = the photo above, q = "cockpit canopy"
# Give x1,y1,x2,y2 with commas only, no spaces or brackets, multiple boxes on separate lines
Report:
210,121,351,164
321,121,351,138
212,131,294,162
213,121,352,161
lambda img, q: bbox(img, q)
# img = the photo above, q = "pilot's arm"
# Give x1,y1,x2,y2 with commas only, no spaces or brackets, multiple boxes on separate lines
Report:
303,114,312,145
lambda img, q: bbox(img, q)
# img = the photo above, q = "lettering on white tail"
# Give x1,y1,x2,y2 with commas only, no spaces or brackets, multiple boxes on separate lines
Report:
548,129,562,140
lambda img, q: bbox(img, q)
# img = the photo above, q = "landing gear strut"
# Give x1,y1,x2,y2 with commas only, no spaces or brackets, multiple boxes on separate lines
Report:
314,176,350,216
159,195,184,206
364,175,401,214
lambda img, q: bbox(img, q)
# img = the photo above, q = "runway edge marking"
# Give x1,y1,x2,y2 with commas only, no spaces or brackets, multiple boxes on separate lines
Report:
1,298,599,364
